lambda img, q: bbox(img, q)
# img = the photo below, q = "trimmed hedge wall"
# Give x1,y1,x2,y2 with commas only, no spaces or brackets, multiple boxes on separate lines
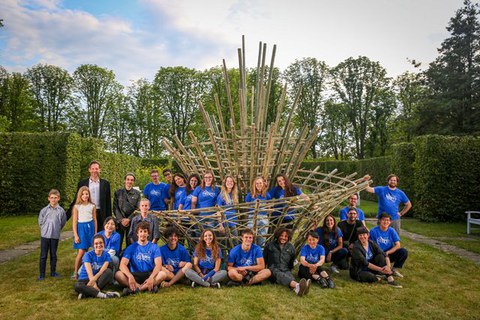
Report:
413,135,480,222
0,132,141,215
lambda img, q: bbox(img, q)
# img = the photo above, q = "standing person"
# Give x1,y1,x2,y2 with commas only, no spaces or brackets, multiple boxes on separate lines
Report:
245,176,272,247
169,173,187,210
157,227,192,288
113,173,141,250
185,229,227,288
216,175,239,237
38,189,67,280
67,160,111,232
299,231,335,289
339,194,366,225
364,174,412,234
179,174,201,211
143,169,169,212
163,169,173,208
263,227,310,296
338,208,364,251
115,222,163,295
128,199,160,244
74,234,120,299
316,214,349,273
369,213,408,278
350,227,402,288
96,217,121,272
191,171,220,229
227,229,271,286
269,174,308,229
72,186,97,280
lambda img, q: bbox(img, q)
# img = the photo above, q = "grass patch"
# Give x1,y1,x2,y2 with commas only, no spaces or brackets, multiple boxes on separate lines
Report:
401,218,480,254
0,237,479,319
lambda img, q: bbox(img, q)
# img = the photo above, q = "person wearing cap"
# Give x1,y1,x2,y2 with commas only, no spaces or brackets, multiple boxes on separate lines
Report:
339,194,366,225
363,174,412,234
338,207,364,252
350,227,402,288
113,173,141,250
369,213,408,278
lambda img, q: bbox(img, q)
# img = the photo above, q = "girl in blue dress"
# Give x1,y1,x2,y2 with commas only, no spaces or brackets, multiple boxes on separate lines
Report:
72,186,97,280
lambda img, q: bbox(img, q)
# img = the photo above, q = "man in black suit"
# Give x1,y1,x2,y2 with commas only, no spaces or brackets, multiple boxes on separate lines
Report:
67,160,112,231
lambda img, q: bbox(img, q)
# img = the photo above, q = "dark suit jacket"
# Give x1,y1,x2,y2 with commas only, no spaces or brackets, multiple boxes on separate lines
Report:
66,178,112,221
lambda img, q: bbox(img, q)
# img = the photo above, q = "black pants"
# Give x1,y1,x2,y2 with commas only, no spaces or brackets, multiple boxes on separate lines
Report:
389,248,408,269
298,264,326,280
270,269,295,287
351,253,387,283
74,268,113,297
39,237,59,276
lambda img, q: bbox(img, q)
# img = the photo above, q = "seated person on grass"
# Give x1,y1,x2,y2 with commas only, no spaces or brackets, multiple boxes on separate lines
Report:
74,234,120,299
338,207,364,252
158,226,192,288
350,227,402,288
128,198,160,244
115,221,163,295
339,194,366,225
227,228,271,286
299,231,335,289
369,213,408,278
263,227,311,296
315,214,349,273
185,229,227,288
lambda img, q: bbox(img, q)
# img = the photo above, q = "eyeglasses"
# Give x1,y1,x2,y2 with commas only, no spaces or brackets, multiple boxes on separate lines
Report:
204,176,213,180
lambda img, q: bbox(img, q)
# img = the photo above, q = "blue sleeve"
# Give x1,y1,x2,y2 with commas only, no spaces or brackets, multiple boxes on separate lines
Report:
83,251,93,264
318,245,325,256
337,227,343,238
227,247,236,263
215,186,220,197
181,246,191,262
266,193,272,200
154,245,162,259
400,190,409,203
103,251,112,263
374,186,382,196
300,245,307,257
390,228,400,243
112,232,121,254
294,186,302,196
217,194,224,206
143,184,150,198
339,207,347,220
369,228,377,242
163,183,171,199
245,193,252,202
268,188,277,199
254,245,263,259
192,186,201,198
357,208,366,221
122,244,134,260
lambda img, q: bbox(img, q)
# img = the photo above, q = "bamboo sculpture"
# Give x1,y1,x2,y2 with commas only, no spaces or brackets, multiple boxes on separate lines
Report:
156,37,370,252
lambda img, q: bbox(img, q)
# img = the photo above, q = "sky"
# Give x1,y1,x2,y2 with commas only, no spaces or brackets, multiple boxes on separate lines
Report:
0,0,468,86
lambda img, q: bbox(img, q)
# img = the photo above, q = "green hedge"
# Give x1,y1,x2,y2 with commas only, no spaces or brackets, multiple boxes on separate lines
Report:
0,132,142,215
391,142,415,216
413,135,480,222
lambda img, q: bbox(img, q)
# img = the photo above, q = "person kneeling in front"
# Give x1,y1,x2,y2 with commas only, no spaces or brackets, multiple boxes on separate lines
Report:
227,228,271,286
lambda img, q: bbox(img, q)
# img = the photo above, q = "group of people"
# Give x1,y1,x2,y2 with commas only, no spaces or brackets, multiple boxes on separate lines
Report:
37,160,412,299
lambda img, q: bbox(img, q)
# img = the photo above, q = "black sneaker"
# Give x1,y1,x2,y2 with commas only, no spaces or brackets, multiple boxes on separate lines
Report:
50,272,61,278
297,278,307,296
226,280,241,287
105,291,120,298
151,286,158,293
388,281,403,289
122,288,139,296
304,279,311,296
243,271,254,284
318,278,328,289
326,277,336,289
212,282,221,289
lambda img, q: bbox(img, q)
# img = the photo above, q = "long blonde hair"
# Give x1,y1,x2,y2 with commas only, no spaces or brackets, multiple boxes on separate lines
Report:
220,175,238,205
250,176,268,198
75,186,94,205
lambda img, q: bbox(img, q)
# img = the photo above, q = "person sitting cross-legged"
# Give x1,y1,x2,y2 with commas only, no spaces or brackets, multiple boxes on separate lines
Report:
350,227,402,288
369,213,408,278
263,227,311,296
158,227,193,288
227,228,271,286
299,231,335,289
115,221,163,295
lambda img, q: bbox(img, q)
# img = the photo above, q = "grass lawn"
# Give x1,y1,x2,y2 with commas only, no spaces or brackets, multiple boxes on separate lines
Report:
0,236,479,319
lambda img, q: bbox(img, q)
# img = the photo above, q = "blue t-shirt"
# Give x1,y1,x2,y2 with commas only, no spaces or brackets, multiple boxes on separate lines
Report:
245,192,272,217
78,250,111,280
374,186,409,221
96,230,121,256
173,186,186,210
228,244,263,267
180,192,194,210
160,244,191,274
316,227,343,254
123,241,162,273
217,192,237,227
143,182,169,211
195,248,223,273
339,206,365,221
268,186,302,220
192,186,220,215
300,244,325,264
366,244,373,262
369,226,400,252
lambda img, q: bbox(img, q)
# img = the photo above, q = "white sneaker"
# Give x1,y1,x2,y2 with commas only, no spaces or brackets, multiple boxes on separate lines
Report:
106,291,120,298
77,293,83,300
191,281,196,288
392,269,404,278
330,265,340,274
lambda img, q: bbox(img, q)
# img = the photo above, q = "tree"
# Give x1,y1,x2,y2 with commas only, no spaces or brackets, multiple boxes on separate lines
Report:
331,56,390,159
73,64,122,138
283,58,329,158
424,0,480,134
152,67,209,146
25,64,73,131
367,89,396,157
321,100,351,159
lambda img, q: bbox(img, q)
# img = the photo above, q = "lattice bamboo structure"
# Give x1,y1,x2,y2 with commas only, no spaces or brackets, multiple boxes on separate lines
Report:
154,37,370,252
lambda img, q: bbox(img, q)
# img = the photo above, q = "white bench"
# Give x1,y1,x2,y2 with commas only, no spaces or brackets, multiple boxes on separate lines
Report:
465,211,480,234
